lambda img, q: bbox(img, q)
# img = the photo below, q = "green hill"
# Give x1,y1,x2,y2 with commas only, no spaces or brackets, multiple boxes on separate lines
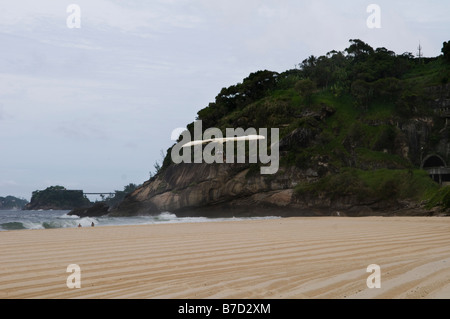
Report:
113,39,450,217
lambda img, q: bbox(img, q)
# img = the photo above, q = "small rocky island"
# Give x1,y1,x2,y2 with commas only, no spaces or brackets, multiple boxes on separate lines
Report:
68,202,110,217
24,186,91,211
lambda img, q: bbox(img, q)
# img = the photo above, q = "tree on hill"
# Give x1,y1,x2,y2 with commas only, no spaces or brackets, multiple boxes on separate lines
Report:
103,183,139,208
195,70,278,130
346,39,374,61
442,41,450,63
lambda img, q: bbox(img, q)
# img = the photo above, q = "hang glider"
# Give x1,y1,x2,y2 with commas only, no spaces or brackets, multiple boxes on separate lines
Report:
182,135,265,148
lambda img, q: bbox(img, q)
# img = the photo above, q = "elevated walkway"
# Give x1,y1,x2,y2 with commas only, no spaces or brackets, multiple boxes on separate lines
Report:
424,167,450,185
422,154,450,185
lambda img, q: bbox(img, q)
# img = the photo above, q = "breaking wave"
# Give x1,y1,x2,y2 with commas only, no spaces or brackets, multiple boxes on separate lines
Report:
0,210,280,231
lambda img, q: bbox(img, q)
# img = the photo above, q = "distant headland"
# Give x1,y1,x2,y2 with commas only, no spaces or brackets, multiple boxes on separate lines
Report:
0,196,29,210
23,186,91,211
21,184,139,213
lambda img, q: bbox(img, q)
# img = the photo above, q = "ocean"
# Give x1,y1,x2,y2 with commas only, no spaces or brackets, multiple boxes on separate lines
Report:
0,210,280,231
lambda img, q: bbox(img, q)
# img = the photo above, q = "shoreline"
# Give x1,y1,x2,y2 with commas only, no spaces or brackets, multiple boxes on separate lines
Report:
1,212,446,233
1,216,450,299
0,210,283,232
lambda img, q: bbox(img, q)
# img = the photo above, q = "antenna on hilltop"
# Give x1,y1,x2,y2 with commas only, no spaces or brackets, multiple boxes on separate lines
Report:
417,41,423,64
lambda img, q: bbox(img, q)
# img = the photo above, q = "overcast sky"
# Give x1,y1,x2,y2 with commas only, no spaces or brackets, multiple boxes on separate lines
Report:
0,0,449,200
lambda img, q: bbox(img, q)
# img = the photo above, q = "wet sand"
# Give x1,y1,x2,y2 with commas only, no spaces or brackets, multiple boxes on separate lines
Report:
1,217,449,299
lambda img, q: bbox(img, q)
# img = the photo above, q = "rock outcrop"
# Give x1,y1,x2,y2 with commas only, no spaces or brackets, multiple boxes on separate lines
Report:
68,202,110,217
110,163,305,217
24,186,91,211
109,161,432,217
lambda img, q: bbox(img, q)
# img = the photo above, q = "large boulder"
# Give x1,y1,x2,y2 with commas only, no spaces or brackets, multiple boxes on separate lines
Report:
68,202,110,217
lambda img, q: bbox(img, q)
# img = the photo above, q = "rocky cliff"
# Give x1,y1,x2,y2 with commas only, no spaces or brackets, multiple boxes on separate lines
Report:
111,163,300,217
110,160,434,217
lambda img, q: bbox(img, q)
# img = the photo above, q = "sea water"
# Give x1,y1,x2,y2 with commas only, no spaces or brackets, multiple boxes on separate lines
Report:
0,210,280,231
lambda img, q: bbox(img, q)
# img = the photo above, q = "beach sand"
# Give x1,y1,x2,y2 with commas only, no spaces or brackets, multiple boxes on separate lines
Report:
0,217,450,299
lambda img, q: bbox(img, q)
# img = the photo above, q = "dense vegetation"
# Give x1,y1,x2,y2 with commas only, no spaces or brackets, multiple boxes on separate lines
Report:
102,183,139,208
295,168,438,203
159,39,450,211
0,196,29,210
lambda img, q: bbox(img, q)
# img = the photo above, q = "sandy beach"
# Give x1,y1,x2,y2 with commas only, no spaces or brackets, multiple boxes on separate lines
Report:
1,217,450,299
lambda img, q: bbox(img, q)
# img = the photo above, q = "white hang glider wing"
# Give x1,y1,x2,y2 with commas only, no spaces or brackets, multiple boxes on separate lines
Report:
182,135,265,148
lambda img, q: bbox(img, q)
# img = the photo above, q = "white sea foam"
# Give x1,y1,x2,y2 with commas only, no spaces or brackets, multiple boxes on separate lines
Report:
58,213,79,219
22,221,45,230
0,209,280,231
